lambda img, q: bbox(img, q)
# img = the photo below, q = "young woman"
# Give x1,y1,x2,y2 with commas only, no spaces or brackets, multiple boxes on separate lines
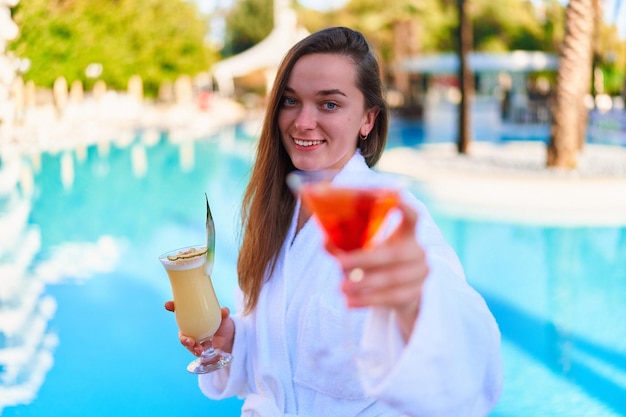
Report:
167,26,502,416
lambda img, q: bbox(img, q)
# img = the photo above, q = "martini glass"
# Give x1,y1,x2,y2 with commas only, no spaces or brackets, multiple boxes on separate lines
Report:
159,245,233,374
287,170,400,253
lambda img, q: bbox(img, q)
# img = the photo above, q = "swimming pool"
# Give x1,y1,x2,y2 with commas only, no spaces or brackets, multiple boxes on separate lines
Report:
1,119,625,416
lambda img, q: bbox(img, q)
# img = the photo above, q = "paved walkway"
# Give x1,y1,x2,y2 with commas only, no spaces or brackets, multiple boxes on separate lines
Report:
378,141,626,226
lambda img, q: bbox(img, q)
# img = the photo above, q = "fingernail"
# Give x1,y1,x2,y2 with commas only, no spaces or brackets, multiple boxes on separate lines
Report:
348,268,364,283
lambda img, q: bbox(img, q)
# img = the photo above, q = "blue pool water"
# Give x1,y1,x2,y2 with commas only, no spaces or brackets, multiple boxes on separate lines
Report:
1,117,625,416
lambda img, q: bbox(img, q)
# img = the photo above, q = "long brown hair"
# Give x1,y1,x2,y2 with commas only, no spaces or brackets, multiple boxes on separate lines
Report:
237,27,390,314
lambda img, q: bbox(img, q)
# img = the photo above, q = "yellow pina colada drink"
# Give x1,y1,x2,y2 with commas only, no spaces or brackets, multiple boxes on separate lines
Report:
161,247,221,341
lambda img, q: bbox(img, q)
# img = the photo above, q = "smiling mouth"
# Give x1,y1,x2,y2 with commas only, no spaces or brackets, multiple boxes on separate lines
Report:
294,138,324,147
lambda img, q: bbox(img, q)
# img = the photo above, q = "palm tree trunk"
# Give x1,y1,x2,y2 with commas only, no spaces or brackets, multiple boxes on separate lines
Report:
393,20,423,118
456,0,473,154
547,0,594,168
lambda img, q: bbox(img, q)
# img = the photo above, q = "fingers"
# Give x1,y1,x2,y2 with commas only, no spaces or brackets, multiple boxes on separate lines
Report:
168,304,229,318
341,256,428,308
213,312,236,353
169,301,203,356
179,331,204,356
332,201,428,314
336,228,423,275
387,199,418,244
398,199,418,231
221,306,230,321
171,306,233,356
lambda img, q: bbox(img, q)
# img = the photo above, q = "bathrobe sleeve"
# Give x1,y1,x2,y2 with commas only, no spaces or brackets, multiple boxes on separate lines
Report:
357,195,503,417
198,294,252,400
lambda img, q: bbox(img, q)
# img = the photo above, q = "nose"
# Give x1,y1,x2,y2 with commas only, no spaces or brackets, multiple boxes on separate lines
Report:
293,104,316,131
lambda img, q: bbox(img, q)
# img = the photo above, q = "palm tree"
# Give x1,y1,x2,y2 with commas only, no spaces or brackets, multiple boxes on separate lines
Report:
546,0,595,168
456,0,473,154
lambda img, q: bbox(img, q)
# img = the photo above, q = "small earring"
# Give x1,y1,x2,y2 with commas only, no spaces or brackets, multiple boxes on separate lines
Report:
359,132,368,140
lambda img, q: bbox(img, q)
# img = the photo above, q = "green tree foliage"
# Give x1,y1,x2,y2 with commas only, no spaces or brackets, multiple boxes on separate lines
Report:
540,0,567,50
9,0,217,96
320,0,457,61
296,0,556,63
596,18,626,95
223,0,273,57
471,0,546,51
211,0,624,96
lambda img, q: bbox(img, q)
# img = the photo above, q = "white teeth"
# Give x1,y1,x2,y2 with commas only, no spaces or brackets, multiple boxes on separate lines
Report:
294,139,323,147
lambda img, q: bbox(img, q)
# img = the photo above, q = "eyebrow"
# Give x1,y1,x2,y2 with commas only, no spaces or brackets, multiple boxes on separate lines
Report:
284,86,347,97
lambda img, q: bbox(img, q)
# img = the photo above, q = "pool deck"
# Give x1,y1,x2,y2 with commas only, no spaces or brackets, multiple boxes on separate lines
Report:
378,141,626,226
0,95,248,156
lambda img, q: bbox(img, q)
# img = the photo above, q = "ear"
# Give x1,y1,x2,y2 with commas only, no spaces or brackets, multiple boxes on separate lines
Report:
361,107,379,135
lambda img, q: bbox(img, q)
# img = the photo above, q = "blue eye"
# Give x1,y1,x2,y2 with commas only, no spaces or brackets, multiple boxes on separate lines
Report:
282,97,297,106
323,102,338,110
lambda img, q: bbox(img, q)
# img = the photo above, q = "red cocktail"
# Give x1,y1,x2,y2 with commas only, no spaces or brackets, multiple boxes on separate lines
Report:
288,170,400,251
300,185,399,251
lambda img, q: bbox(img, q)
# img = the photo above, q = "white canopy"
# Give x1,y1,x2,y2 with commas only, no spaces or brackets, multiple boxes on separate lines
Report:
211,0,309,96
401,51,559,74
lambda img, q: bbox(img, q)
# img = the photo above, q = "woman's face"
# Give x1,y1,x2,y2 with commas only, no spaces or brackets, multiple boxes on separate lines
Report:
278,53,378,172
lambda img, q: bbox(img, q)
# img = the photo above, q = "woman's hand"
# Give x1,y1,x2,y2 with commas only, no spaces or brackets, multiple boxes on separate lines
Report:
164,301,236,355
328,200,429,342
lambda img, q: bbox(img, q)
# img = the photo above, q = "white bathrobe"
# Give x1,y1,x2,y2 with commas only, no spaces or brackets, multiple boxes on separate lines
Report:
199,152,503,416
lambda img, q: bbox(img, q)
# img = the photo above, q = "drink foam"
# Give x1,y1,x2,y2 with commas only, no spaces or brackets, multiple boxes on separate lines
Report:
160,246,207,271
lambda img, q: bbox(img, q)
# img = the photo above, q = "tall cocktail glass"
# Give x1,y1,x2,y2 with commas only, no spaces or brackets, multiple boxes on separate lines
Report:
159,245,233,374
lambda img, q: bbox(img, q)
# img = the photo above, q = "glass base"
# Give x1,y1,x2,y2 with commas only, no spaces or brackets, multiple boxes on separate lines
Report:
187,351,233,374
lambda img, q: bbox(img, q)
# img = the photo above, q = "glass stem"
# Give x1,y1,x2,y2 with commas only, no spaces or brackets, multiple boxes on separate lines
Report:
199,337,219,364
